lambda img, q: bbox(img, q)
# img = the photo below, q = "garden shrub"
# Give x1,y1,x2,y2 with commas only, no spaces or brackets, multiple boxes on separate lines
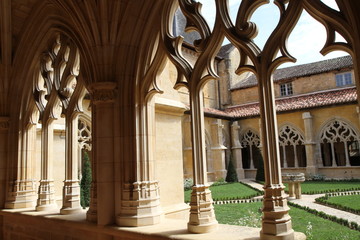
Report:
80,151,92,208
225,159,238,183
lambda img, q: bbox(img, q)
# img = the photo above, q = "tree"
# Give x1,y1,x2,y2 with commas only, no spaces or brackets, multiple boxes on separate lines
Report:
80,151,92,208
226,158,238,182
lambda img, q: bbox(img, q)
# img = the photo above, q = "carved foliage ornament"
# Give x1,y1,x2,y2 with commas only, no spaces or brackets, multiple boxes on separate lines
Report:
90,82,117,104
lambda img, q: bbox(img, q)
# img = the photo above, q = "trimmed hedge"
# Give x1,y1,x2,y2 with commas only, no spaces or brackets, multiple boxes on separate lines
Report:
315,192,360,215
288,201,360,232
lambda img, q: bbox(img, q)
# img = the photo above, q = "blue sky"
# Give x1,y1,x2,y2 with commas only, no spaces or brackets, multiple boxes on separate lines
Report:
197,0,348,68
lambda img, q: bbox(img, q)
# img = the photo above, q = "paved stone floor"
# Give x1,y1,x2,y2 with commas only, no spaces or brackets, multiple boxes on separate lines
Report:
239,179,360,225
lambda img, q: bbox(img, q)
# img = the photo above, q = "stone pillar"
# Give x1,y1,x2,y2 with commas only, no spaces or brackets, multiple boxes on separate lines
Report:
187,91,218,233
5,122,36,209
88,82,116,225
210,119,227,180
258,72,293,239
36,119,57,211
0,117,10,208
60,114,82,214
302,112,317,175
231,122,245,179
116,97,162,227
183,115,193,179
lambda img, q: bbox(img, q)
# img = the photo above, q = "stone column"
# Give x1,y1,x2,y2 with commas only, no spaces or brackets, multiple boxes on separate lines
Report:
88,82,116,225
60,113,82,214
231,122,245,179
36,119,57,211
302,112,317,175
187,91,218,233
116,97,162,227
258,72,293,239
183,115,193,179
0,117,10,208
210,119,227,180
5,122,36,209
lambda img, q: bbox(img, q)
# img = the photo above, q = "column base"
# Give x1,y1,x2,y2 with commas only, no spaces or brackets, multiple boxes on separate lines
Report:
188,221,218,234
5,180,36,209
187,185,218,234
60,207,83,215
117,213,162,227
60,180,82,215
236,168,245,179
261,185,294,240
86,208,98,223
35,203,58,212
35,180,57,212
260,229,295,240
117,181,163,227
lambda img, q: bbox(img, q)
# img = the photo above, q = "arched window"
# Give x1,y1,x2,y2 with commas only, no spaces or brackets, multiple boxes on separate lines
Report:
241,130,261,169
278,125,306,168
320,120,360,167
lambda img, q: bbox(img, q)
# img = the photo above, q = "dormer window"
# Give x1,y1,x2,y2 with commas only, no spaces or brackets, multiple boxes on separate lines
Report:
336,72,352,87
280,82,293,96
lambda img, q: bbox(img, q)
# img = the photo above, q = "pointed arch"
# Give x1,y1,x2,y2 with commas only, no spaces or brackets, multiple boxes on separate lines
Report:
278,124,306,168
240,129,261,169
318,118,360,167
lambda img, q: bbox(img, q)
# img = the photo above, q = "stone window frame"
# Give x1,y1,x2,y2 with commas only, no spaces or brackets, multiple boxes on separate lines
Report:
335,72,352,87
280,82,293,96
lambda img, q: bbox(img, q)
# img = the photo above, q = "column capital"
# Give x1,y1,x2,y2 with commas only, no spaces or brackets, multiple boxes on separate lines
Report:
90,82,117,104
302,112,312,119
0,117,10,131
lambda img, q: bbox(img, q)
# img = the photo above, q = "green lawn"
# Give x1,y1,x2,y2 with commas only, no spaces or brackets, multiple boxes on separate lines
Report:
215,202,360,240
284,181,360,194
323,194,360,212
184,182,260,202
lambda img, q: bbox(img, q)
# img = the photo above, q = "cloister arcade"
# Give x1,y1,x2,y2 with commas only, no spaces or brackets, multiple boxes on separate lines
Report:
1,1,360,240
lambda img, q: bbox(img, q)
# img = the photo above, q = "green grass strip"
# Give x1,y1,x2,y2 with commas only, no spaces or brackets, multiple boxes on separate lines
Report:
316,192,360,215
215,202,360,240
184,182,262,203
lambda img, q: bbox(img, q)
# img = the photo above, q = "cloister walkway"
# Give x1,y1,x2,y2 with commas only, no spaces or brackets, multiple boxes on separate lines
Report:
239,179,360,225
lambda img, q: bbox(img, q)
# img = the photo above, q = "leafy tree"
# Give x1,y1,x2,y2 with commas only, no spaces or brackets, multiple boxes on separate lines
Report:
80,151,92,208
226,158,238,182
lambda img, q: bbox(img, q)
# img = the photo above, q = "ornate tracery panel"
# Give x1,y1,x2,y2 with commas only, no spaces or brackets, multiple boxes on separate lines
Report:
160,0,359,237
33,33,85,214
320,119,360,167
241,129,261,169
78,118,92,151
279,125,306,168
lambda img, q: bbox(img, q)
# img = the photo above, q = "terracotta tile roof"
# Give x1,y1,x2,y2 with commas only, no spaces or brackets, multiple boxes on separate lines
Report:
232,55,353,90
205,87,357,119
